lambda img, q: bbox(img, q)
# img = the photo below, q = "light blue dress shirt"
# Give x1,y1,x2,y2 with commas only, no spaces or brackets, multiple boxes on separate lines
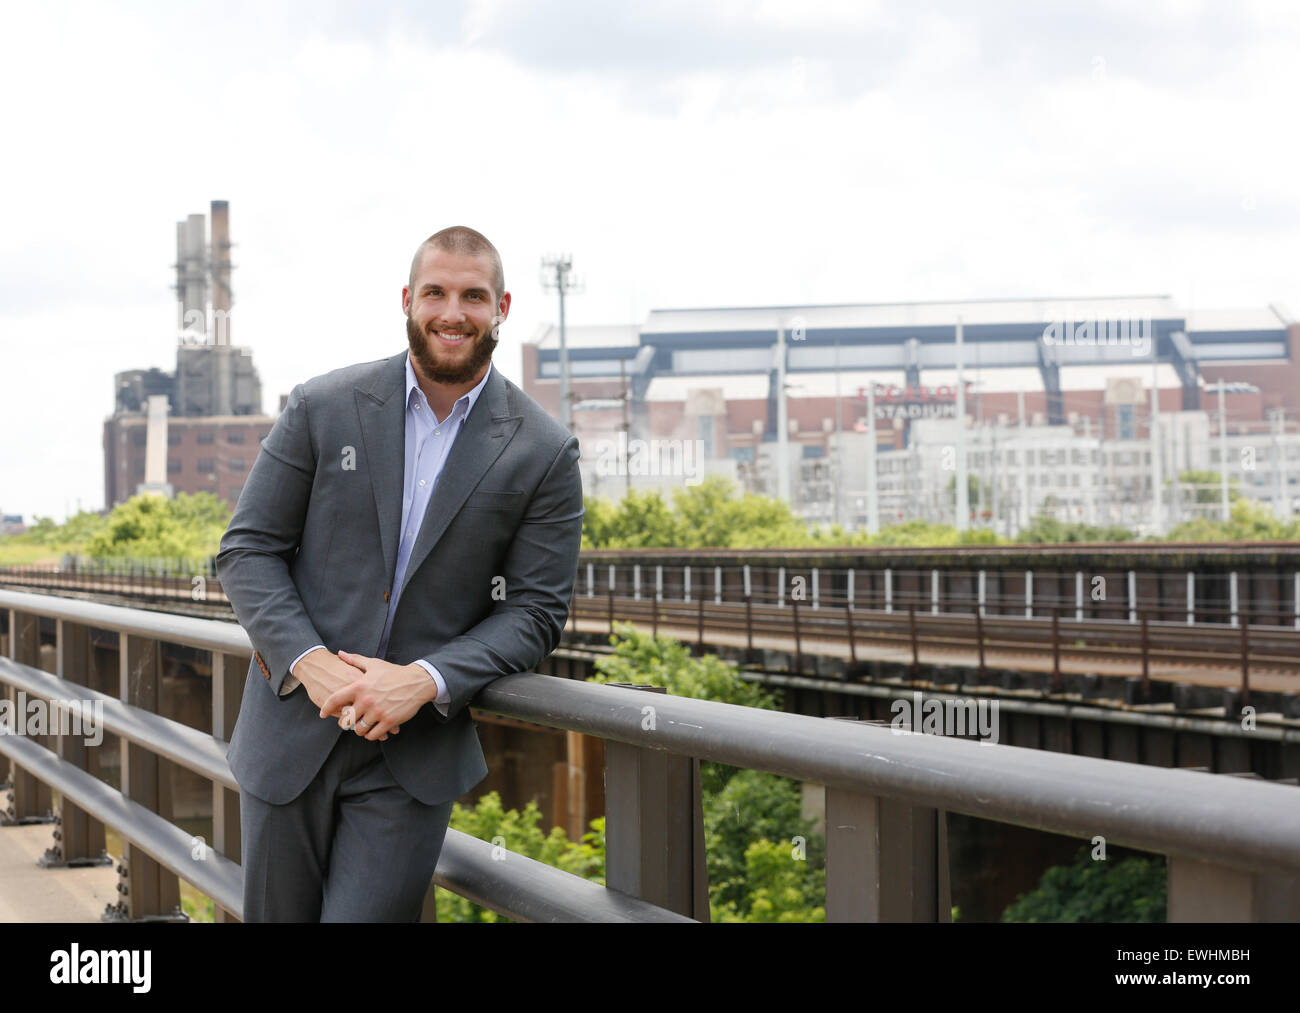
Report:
284,356,495,719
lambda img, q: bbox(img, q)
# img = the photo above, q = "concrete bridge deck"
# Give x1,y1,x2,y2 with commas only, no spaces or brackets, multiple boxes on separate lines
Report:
0,821,117,922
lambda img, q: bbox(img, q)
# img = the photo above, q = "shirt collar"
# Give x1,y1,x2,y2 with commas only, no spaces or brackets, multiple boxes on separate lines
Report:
405,355,493,423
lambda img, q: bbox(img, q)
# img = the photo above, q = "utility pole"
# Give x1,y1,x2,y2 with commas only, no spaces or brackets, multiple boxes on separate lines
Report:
1018,388,1029,533
955,317,969,531
1217,378,1229,521
1271,408,1287,519
1150,359,1163,535
540,254,580,431
866,383,879,534
834,337,842,526
1082,415,1094,524
776,323,790,504
620,355,630,498
1170,415,1182,527
990,420,1000,533
1096,413,1107,527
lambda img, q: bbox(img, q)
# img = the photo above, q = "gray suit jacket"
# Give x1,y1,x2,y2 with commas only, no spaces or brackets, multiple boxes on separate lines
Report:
217,352,583,806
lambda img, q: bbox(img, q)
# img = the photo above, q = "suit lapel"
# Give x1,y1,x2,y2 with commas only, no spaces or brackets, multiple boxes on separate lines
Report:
355,352,408,588
400,363,522,599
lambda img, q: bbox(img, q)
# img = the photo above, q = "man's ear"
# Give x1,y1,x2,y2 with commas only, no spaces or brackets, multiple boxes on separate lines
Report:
401,285,412,315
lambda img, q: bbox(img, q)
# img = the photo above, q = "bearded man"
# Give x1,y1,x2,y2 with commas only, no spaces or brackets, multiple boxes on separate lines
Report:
217,226,583,921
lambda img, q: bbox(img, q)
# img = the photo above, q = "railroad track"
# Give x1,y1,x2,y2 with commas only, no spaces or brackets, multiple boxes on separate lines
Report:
568,596,1300,690
5,569,1299,690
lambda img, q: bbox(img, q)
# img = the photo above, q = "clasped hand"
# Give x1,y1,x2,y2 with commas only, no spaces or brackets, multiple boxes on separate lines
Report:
295,648,437,742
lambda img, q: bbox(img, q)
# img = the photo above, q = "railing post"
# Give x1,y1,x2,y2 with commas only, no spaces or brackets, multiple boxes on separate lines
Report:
1239,606,1250,712
791,599,802,675
43,618,110,867
651,591,659,638
3,607,53,825
845,604,856,665
603,685,708,921
908,605,919,678
824,721,950,923
608,587,615,636
1051,607,1061,692
1140,611,1150,701
211,650,246,922
111,633,183,921
974,605,985,684
1167,856,1300,922
745,596,754,656
696,595,704,653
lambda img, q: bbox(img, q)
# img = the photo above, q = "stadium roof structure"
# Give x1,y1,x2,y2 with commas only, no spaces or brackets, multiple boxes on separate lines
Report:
529,296,1294,423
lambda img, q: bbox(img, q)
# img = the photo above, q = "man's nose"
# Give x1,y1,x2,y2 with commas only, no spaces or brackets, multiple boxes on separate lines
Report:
438,297,467,322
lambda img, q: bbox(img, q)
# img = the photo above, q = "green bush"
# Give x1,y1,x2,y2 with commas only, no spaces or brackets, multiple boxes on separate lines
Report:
1001,844,1166,923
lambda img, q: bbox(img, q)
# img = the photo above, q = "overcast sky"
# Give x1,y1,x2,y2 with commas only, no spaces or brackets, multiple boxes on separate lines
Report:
2,0,1297,521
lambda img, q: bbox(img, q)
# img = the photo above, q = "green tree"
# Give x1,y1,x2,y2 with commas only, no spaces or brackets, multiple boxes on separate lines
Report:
581,488,682,548
1166,498,1300,542
1015,513,1136,544
587,625,825,921
434,791,605,923
704,767,825,920
1001,844,1166,923
83,492,229,563
713,839,826,923
1176,469,1241,506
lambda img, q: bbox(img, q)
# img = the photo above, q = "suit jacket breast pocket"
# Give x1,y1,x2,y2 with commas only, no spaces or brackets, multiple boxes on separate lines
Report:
463,490,525,512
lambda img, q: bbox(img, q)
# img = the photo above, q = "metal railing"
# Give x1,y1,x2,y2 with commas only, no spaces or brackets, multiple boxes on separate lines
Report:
6,560,1299,711
2,588,1299,922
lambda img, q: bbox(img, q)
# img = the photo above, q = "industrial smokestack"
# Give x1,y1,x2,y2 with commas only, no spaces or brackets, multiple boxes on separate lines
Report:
210,200,232,346
175,213,207,339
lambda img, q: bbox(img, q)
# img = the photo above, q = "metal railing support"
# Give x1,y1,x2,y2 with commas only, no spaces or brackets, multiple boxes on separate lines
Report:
4,606,52,824
45,617,110,867
115,633,183,920
1239,607,1250,712
603,685,709,921
825,786,950,922
211,650,246,922
1168,856,1300,923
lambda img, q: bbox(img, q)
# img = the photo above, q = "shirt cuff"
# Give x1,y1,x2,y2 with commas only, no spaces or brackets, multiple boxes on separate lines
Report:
282,644,326,697
412,659,450,717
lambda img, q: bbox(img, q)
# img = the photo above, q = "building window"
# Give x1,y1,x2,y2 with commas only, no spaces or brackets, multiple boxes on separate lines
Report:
228,486,242,502
1118,404,1136,440
227,458,245,472
225,430,245,444
167,458,181,474
197,430,214,445
198,458,215,473
696,414,714,459
167,430,180,445
132,430,147,446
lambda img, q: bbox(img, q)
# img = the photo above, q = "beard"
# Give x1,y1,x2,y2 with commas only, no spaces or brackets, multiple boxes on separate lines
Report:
405,313,498,385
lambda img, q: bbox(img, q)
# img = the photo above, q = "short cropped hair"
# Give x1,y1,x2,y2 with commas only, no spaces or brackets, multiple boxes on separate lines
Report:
408,226,505,304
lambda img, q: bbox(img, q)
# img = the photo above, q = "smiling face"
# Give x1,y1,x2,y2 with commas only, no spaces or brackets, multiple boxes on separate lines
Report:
402,246,510,386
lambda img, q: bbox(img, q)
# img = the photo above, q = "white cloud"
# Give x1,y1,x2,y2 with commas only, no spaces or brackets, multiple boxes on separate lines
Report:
1,0,1298,521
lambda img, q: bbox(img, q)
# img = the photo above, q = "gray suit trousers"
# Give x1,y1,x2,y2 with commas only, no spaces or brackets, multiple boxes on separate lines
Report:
239,730,454,922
